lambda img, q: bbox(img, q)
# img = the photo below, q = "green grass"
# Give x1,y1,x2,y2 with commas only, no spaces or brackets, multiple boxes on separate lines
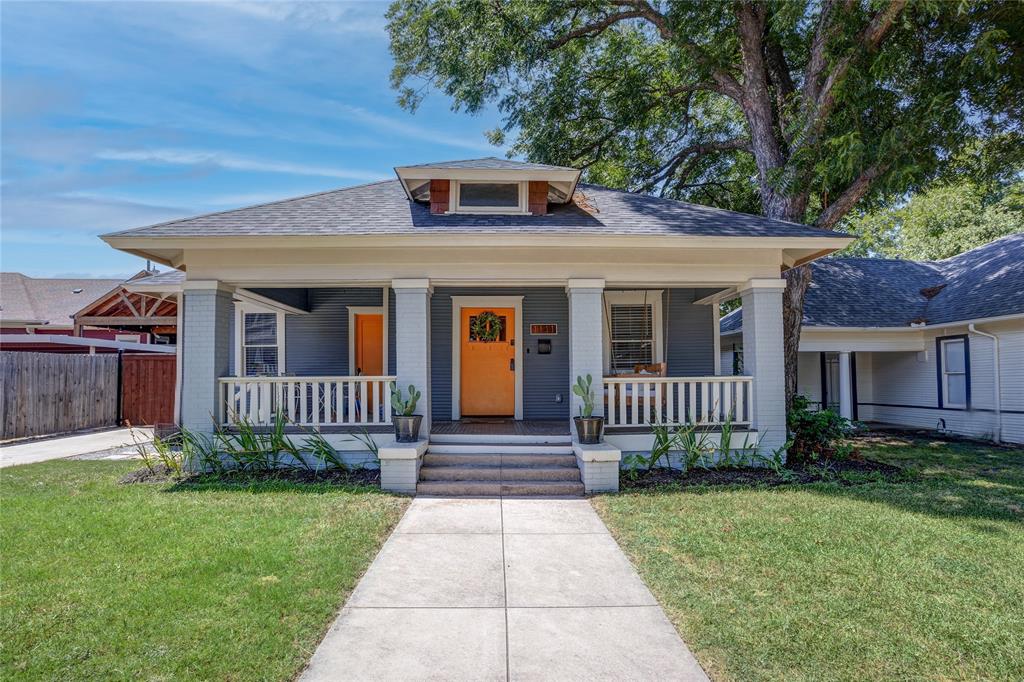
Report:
593,437,1024,681
1,460,408,680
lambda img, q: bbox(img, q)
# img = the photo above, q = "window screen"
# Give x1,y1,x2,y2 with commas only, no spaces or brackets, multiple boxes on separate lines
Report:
941,339,967,407
243,312,278,376
458,182,519,208
609,304,653,373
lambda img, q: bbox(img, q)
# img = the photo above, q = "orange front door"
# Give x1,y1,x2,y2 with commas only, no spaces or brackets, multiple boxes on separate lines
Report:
354,314,383,376
461,307,515,416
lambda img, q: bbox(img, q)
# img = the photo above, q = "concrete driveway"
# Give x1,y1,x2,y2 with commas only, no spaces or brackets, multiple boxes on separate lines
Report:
0,427,151,468
301,497,708,681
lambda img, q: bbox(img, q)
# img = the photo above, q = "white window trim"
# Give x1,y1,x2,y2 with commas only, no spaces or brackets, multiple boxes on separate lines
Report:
450,295,524,420
602,290,664,374
347,305,387,376
940,338,967,408
234,302,286,377
451,180,528,215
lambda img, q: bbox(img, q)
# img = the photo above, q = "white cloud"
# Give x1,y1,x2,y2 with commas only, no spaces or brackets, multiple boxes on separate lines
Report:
96,148,386,180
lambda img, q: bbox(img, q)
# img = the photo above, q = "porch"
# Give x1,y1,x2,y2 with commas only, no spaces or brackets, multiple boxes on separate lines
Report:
180,277,787,492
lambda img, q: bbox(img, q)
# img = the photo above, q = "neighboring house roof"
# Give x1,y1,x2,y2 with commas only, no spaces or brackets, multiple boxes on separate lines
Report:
128,269,185,287
397,157,577,171
720,308,742,334
0,273,122,327
103,179,848,240
720,232,1024,333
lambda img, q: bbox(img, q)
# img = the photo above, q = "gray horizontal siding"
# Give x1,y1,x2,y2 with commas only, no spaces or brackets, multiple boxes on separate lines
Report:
286,288,383,375
664,288,716,376
228,287,386,376
430,287,570,421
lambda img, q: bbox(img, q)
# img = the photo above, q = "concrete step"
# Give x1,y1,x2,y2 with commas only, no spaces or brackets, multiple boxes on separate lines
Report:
419,465,581,482
416,480,585,497
422,453,578,467
428,433,571,446
426,442,574,455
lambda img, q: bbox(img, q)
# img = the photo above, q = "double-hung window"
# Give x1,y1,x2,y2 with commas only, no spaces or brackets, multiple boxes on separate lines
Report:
236,306,285,377
939,337,968,408
604,291,663,374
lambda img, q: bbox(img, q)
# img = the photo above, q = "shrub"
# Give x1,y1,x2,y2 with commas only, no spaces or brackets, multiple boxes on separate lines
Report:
786,395,853,463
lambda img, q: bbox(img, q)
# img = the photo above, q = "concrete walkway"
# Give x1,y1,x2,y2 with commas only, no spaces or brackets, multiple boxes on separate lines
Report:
0,427,151,468
301,497,708,681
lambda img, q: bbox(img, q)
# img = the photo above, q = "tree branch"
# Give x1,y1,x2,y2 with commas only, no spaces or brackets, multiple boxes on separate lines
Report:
546,10,646,49
803,0,906,142
618,0,744,100
641,138,752,192
814,161,890,229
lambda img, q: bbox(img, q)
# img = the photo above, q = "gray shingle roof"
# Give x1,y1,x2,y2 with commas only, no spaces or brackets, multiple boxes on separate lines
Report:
397,157,577,171
129,269,185,286
721,232,1024,332
105,180,848,240
0,273,122,326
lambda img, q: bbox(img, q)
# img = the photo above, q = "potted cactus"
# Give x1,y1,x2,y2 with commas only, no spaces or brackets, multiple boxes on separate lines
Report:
389,382,423,442
572,374,603,444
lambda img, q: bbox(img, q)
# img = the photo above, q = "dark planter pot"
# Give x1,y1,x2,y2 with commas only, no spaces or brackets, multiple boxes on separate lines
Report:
574,416,604,444
393,415,423,443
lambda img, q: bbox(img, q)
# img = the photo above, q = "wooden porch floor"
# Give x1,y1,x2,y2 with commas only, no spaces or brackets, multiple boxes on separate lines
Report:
430,419,570,437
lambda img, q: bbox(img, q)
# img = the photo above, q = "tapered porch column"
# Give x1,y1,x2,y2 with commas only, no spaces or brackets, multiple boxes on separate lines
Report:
179,281,233,434
739,278,787,458
391,279,432,439
566,279,605,433
838,351,853,420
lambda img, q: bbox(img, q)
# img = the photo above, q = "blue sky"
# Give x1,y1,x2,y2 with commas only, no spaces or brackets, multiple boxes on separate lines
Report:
1,1,505,277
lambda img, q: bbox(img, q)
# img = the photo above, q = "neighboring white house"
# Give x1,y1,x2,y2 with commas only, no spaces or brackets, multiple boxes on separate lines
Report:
101,157,853,492
722,233,1024,445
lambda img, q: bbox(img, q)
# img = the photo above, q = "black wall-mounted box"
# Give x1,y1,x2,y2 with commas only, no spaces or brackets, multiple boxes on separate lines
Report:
537,339,552,355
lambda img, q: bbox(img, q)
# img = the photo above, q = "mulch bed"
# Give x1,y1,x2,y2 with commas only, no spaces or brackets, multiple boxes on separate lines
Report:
119,464,380,487
621,457,905,491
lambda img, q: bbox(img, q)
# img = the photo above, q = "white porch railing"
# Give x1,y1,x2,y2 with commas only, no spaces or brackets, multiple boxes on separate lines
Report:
218,376,397,427
604,376,754,427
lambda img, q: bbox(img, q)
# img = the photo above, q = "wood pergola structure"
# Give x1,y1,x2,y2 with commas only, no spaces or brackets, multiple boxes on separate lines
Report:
72,283,178,338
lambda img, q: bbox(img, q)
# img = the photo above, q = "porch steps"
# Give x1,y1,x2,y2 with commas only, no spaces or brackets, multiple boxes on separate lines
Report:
417,436,583,497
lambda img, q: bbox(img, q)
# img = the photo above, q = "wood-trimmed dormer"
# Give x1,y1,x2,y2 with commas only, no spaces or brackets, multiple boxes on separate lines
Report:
395,157,581,217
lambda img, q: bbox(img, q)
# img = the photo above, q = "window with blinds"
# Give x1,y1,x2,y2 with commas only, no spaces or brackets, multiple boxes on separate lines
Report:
243,312,279,376
609,304,654,373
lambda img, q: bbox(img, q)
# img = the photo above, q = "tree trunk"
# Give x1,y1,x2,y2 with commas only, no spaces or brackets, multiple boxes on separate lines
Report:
782,265,811,409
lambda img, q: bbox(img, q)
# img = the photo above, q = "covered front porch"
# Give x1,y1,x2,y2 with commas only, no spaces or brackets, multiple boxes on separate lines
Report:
180,276,786,491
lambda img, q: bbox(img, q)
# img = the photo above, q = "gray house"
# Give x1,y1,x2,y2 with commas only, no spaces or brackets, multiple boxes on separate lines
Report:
103,158,852,493
722,233,1024,445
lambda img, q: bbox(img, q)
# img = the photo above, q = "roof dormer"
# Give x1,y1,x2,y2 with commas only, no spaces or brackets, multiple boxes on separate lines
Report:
394,157,581,216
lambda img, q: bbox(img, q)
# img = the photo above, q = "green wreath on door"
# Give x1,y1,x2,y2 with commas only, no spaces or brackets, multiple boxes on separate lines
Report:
471,310,504,342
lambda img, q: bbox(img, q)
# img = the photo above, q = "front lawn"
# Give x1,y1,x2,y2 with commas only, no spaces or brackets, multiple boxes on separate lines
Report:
1,460,408,680
593,436,1024,681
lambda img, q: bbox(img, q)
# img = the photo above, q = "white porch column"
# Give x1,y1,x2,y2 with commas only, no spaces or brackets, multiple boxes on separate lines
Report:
838,351,853,420
179,281,233,434
391,279,432,439
739,278,787,458
566,279,605,434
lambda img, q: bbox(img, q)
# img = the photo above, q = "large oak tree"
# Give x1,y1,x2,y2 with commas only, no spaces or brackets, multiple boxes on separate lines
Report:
387,0,1022,404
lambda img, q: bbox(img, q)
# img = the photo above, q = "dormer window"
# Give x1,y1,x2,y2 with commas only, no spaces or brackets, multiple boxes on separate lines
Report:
454,181,525,214
393,157,582,216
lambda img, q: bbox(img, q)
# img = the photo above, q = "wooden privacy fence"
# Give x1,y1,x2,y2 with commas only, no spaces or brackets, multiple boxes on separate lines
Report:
1,352,118,440
121,353,176,427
